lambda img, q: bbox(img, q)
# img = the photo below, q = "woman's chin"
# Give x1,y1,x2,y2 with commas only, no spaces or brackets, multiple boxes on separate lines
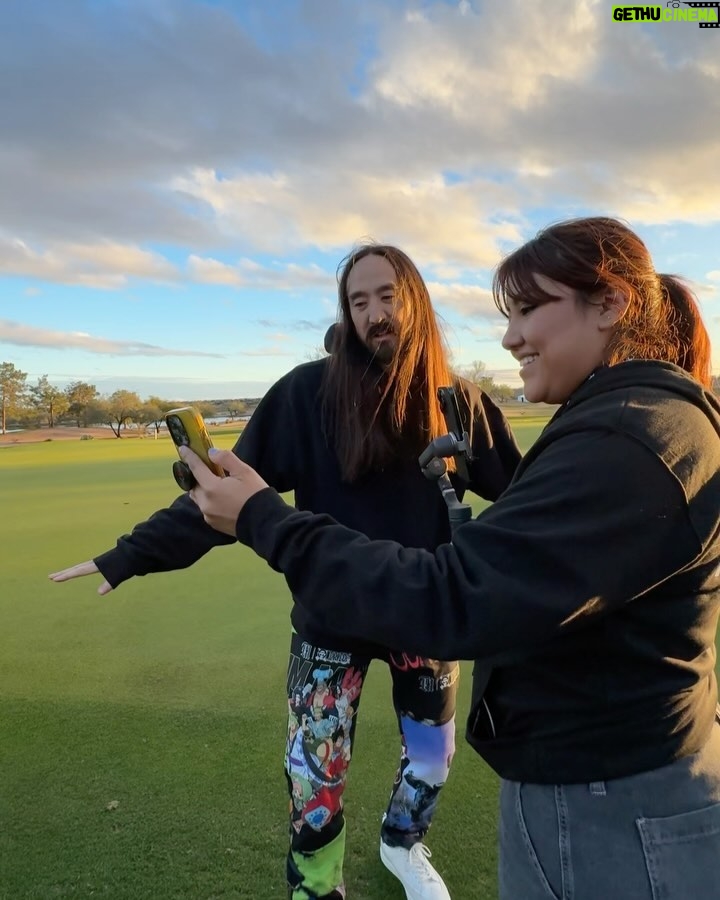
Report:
522,384,551,404
520,380,540,403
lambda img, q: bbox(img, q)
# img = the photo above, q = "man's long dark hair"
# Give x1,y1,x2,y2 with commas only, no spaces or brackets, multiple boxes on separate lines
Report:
321,243,455,482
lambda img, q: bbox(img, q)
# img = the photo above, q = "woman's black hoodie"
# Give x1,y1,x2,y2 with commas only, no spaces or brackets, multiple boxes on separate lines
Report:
236,362,720,782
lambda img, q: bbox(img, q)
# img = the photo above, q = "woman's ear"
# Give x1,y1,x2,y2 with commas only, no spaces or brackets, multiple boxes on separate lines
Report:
598,288,629,330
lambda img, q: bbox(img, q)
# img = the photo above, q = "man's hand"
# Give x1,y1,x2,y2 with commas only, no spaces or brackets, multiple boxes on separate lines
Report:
48,560,113,596
181,446,269,536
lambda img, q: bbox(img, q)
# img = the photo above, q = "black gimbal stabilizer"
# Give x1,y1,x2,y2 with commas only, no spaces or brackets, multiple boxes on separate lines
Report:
418,387,473,537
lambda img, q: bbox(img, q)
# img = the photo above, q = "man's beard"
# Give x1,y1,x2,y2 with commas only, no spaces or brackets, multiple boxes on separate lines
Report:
363,324,397,366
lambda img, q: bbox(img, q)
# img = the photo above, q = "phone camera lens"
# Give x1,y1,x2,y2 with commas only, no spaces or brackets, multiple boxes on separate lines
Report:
167,417,189,446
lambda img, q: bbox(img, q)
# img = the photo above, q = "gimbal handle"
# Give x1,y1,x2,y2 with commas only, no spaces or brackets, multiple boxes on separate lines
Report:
419,389,473,535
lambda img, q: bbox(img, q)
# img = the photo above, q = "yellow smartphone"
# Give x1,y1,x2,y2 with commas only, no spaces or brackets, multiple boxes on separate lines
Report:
164,406,224,491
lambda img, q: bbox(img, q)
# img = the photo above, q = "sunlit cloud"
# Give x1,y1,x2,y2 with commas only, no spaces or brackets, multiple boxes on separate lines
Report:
0,319,225,357
0,237,178,289
187,254,335,291
174,168,523,269
370,0,599,116
1,0,718,392
428,282,498,317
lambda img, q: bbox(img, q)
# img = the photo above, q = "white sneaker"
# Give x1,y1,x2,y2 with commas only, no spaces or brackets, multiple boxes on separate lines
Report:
380,840,451,900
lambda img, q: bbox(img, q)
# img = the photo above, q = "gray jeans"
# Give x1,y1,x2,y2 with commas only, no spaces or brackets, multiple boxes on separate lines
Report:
499,723,720,899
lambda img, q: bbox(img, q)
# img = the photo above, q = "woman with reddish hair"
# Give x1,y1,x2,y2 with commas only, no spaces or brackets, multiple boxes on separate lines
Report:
182,217,720,899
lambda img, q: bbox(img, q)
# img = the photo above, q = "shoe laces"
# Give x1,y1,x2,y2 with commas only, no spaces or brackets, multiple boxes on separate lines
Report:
408,843,443,886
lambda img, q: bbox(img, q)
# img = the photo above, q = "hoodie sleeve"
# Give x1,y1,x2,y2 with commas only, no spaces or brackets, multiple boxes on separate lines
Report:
95,373,301,588
452,380,522,501
94,492,235,587
235,428,700,662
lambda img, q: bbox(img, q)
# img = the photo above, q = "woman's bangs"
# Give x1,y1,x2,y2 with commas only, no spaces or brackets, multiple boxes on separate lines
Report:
493,242,558,315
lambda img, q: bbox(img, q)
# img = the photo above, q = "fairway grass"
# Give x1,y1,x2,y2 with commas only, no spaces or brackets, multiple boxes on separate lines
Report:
1,420,545,899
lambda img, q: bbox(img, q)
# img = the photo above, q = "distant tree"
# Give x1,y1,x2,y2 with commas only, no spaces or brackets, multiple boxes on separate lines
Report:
461,359,515,403
148,396,177,414
30,375,69,428
462,359,496,395
195,400,218,420
102,390,143,437
225,400,248,420
462,359,495,395
85,399,110,429
65,381,99,427
142,395,176,435
304,345,328,362
0,361,28,434
135,400,166,436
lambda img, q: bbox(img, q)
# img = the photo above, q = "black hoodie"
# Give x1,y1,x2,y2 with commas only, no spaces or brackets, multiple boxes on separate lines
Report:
236,361,720,782
94,358,521,654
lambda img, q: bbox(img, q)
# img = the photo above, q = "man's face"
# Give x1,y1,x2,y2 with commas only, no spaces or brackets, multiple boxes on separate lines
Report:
346,254,404,366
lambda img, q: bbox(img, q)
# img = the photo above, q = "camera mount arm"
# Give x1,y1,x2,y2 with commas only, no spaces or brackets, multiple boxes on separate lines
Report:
418,390,474,536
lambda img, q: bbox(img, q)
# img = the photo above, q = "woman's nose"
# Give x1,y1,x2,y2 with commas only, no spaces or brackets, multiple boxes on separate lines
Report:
502,317,520,350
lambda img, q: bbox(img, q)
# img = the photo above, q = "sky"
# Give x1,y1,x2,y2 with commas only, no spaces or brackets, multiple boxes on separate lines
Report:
1,0,719,401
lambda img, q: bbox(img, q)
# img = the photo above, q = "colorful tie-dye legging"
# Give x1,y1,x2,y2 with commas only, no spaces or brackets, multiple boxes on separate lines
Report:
284,631,459,899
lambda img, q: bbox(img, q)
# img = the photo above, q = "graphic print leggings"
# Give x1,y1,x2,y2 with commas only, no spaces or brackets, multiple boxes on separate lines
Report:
284,631,459,899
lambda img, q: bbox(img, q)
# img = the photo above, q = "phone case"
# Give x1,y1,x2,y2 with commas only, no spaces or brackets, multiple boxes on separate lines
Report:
164,406,224,489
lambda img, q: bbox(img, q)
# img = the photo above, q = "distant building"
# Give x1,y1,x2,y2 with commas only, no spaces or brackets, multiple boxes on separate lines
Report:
516,393,526,403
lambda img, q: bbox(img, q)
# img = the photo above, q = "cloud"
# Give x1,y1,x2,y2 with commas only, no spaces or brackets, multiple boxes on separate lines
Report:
0,235,339,293
0,0,363,247
257,318,333,332
486,367,522,389
0,319,225,357
364,1,720,228
370,0,599,117
174,168,523,268
0,236,178,288
427,281,498,317
0,0,717,284
187,254,335,291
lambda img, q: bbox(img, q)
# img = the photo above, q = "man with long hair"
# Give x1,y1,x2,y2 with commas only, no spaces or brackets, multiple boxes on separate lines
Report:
50,243,521,899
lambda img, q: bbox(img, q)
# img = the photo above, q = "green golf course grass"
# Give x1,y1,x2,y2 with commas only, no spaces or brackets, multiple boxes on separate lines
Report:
1,419,547,899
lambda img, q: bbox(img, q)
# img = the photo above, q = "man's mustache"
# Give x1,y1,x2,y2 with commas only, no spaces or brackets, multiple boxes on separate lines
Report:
367,323,395,339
